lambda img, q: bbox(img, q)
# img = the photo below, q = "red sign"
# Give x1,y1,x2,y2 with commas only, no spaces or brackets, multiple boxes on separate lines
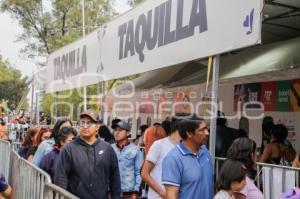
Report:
261,81,276,111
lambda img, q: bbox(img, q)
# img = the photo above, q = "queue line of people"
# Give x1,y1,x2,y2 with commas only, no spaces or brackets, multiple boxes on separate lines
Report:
4,111,299,199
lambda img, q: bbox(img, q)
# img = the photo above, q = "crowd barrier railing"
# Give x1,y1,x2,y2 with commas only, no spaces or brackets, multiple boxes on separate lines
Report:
0,140,77,199
11,142,22,152
0,140,11,180
257,161,300,199
9,149,52,199
214,157,300,199
9,149,20,199
44,183,79,199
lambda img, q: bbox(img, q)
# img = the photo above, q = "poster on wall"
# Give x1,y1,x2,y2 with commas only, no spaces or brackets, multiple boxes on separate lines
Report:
234,78,300,112
234,83,261,111
276,80,291,112
261,81,276,111
290,79,300,112
174,91,192,114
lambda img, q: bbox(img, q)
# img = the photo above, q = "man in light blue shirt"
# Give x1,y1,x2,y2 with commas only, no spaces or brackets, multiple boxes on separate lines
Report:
162,119,213,199
111,120,143,199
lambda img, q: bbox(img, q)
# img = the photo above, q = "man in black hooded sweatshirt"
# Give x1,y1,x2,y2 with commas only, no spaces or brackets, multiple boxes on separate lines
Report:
54,110,121,199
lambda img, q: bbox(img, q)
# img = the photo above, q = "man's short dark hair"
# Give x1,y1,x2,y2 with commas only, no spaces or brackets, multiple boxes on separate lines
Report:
178,119,204,140
162,120,171,136
170,117,181,134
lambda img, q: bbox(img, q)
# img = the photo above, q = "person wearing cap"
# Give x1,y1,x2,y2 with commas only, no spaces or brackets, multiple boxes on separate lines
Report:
54,110,121,199
111,120,144,199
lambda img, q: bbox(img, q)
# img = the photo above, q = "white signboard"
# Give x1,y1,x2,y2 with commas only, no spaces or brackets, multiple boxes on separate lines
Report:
46,0,263,93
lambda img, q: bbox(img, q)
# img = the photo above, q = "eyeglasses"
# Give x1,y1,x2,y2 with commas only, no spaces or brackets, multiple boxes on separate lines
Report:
79,121,96,127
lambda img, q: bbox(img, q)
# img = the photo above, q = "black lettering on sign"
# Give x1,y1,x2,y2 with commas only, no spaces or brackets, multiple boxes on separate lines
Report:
53,45,87,81
118,0,208,62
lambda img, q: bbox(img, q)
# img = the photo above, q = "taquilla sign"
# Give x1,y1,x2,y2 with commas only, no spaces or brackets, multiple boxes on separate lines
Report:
46,0,263,93
118,0,208,62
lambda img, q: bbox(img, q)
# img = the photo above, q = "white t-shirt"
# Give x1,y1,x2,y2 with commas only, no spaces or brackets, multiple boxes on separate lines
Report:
146,137,176,199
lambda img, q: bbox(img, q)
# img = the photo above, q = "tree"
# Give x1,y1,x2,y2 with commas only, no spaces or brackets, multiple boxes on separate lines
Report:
0,55,28,110
1,0,116,64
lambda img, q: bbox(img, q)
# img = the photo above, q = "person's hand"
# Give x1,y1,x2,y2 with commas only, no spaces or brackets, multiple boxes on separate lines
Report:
159,191,167,199
233,192,246,199
131,193,138,199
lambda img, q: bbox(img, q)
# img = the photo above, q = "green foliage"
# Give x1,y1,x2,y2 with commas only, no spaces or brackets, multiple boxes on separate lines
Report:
0,56,28,110
1,0,116,62
1,0,118,118
1,0,140,118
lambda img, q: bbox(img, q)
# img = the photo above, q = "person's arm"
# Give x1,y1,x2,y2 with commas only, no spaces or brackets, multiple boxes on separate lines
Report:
133,149,143,195
0,174,12,199
165,185,179,199
32,141,47,166
162,154,181,199
0,185,12,199
141,160,166,198
141,140,166,198
53,147,71,189
260,144,272,163
109,147,121,199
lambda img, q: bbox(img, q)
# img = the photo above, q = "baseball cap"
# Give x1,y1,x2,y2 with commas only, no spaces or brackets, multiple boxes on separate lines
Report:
80,110,99,123
111,118,121,129
116,120,131,131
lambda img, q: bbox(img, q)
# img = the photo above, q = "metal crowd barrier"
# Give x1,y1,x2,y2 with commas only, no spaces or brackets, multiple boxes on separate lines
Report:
44,183,79,199
256,162,300,199
11,142,22,152
9,149,52,199
0,140,11,180
214,157,300,199
0,140,77,199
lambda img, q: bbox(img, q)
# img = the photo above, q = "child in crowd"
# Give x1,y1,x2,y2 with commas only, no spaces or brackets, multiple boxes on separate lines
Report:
214,159,247,199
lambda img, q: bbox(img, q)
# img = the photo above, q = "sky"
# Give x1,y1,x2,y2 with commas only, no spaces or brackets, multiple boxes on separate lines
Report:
0,0,131,78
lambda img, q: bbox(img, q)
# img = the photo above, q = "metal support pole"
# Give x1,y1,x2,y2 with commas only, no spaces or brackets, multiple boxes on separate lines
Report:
100,81,106,122
209,55,220,169
30,85,35,126
35,91,39,126
83,87,87,111
54,92,58,123
82,0,87,111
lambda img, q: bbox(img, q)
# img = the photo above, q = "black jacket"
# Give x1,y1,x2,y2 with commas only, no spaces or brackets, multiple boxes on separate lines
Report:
54,137,121,199
216,125,240,157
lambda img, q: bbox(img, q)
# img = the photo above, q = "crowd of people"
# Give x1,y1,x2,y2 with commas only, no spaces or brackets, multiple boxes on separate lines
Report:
0,111,300,199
